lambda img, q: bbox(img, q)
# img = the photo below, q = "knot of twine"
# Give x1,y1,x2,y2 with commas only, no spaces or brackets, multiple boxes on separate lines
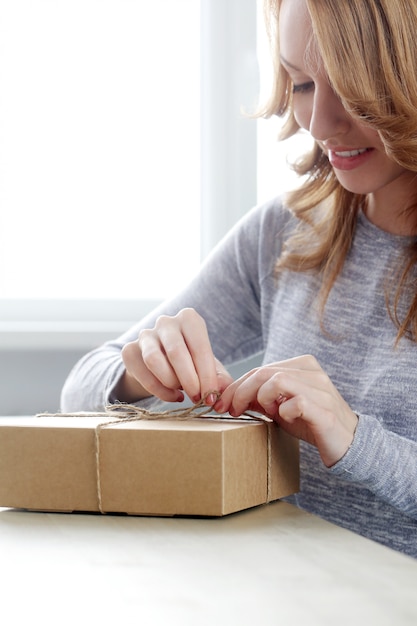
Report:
37,394,272,514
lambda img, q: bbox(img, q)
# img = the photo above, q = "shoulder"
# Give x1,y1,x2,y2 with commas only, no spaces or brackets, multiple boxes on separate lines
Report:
200,195,298,282
229,195,296,254
240,195,294,231
218,195,297,284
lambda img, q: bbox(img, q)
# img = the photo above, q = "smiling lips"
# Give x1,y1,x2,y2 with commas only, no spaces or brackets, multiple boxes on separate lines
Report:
328,147,374,171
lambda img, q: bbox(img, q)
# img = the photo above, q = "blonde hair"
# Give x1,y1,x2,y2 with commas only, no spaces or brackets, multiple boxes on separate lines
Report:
261,0,417,343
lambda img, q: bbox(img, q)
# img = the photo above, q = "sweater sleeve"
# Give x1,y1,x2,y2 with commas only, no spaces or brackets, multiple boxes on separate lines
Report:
329,412,417,519
60,198,290,412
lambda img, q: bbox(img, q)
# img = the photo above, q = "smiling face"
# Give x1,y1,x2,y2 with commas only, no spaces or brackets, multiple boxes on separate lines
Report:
278,0,417,233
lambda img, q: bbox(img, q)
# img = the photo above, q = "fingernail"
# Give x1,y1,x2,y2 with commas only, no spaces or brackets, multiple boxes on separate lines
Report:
192,395,201,404
214,400,224,413
205,393,217,406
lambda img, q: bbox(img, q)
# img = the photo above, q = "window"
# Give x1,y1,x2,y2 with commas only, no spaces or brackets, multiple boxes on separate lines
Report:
0,0,310,350
0,0,200,303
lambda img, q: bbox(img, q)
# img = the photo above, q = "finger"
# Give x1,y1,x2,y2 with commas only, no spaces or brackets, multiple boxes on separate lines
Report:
256,369,334,418
138,327,184,389
161,309,220,403
181,309,223,402
215,367,272,415
122,340,184,403
156,329,201,400
219,365,328,417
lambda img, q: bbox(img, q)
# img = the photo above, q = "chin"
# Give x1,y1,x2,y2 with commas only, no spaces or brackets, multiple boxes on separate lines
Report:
334,175,375,195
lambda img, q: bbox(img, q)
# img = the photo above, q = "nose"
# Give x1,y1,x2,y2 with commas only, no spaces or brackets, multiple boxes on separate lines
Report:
309,82,351,143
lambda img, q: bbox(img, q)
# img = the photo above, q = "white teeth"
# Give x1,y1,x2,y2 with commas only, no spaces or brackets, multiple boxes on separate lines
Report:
334,148,368,157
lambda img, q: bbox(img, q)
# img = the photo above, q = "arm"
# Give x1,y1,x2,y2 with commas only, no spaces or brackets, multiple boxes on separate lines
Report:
330,412,417,519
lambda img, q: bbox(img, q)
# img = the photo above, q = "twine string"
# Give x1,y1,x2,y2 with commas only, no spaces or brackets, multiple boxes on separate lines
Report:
94,397,224,513
36,395,273,514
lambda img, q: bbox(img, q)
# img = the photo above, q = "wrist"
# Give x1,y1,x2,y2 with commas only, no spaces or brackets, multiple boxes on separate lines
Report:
324,411,359,468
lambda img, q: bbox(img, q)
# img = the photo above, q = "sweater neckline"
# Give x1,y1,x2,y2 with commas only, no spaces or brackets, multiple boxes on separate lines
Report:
357,209,417,245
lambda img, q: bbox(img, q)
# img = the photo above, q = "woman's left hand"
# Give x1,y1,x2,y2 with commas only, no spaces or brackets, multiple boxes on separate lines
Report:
215,355,358,467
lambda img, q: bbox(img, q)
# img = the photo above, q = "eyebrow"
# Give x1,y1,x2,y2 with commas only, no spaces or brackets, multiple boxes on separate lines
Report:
279,55,301,71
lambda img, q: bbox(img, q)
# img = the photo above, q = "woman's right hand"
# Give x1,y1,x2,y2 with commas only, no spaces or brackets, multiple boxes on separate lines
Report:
116,308,233,406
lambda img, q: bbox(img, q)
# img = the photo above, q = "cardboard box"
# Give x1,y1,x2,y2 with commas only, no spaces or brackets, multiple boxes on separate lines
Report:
0,414,299,516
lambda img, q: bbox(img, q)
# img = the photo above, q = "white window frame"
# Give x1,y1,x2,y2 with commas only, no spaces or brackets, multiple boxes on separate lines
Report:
0,0,259,352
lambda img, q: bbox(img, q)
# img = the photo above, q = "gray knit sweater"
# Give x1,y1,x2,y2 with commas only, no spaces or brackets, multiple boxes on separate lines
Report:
61,198,417,558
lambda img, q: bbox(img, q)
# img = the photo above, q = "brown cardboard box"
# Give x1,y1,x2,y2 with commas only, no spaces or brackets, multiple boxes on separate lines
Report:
0,415,299,516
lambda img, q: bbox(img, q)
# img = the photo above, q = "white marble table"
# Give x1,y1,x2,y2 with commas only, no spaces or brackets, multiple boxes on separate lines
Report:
0,501,416,625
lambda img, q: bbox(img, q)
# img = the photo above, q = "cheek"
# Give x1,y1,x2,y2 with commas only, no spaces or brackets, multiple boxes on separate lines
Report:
293,99,312,132
364,130,384,151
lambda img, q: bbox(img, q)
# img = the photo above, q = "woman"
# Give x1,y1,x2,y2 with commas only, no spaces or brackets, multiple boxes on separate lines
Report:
61,0,417,557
